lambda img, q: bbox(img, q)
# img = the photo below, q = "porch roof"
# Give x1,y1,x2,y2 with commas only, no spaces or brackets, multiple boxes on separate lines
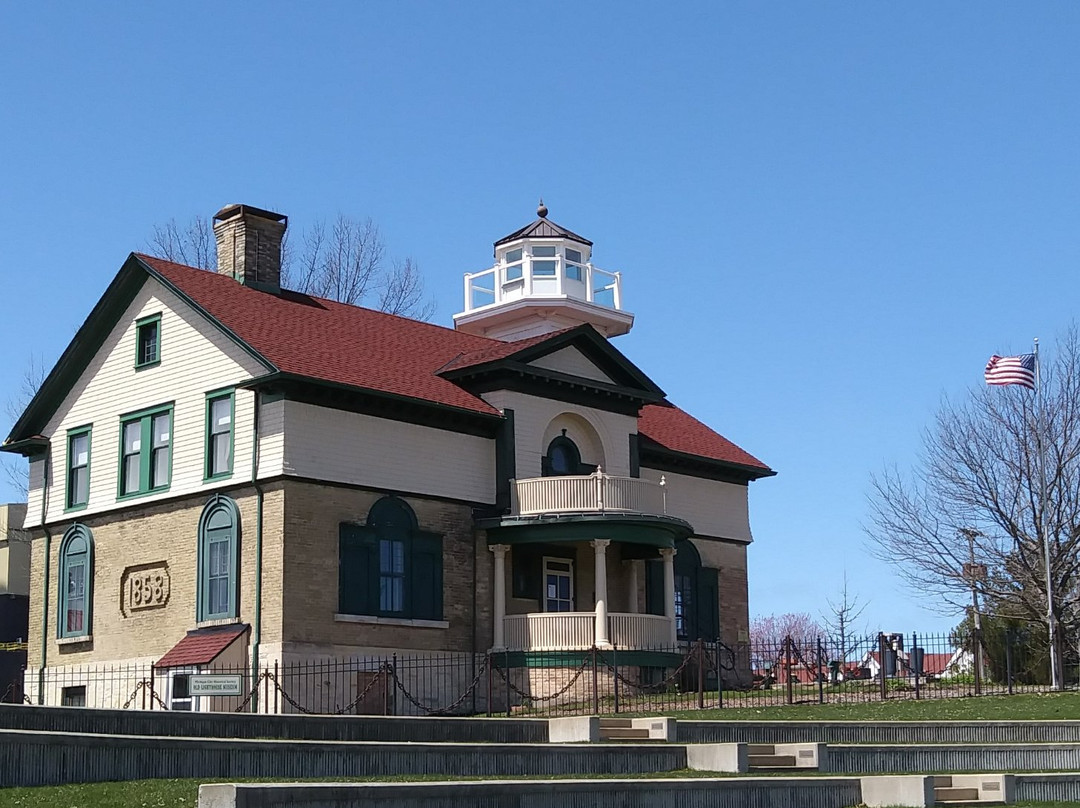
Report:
478,512,693,547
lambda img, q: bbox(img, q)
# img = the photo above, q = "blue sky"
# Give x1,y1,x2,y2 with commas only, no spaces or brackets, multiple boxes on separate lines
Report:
2,3,1079,633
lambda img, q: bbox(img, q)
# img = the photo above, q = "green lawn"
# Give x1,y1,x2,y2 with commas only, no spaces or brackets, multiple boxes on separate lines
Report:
6,779,1080,808
664,690,1080,721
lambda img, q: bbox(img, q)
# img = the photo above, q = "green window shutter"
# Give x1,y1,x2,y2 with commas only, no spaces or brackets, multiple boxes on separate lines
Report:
409,531,443,620
644,559,665,617
697,567,720,641
338,524,377,615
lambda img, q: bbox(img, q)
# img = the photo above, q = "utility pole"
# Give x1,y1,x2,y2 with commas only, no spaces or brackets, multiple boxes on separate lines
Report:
960,528,985,686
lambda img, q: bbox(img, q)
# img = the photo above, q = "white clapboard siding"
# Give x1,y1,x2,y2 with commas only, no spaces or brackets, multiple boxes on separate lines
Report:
479,391,636,479
256,398,286,478
24,279,267,528
280,401,496,504
527,347,615,384
639,467,752,542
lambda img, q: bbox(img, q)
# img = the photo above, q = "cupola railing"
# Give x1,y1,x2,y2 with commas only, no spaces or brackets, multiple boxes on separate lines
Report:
462,258,623,314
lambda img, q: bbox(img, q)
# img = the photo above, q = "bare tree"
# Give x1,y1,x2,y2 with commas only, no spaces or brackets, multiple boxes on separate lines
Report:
2,355,48,498
147,212,434,320
866,327,1080,645
820,572,869,663
750,612,824,646
148,216,217,271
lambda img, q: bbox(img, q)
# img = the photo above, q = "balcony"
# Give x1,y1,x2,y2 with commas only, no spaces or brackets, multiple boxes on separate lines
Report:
503,612,673,652
512,470,666,517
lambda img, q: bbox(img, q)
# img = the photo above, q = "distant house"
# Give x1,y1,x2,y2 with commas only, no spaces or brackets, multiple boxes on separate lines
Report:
0,503,29,702
860,647,973,680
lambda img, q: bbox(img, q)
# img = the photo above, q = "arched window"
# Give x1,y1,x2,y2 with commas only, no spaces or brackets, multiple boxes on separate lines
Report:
339,496,443,620
59,524,93,638
197,495,241,622
646,539,719,641
543,434,596,476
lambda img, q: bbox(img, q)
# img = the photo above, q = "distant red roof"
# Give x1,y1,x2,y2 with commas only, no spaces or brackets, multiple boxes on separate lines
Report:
140,256,770,474
156,624,248,669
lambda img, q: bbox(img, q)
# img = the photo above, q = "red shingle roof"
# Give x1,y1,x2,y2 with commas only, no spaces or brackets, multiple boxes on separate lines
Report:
156,624,248,669
639,401,771,472
140,256,770,473
142,255,502,417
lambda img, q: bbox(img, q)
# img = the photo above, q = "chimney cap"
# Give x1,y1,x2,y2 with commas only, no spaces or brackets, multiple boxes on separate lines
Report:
213,203,287,226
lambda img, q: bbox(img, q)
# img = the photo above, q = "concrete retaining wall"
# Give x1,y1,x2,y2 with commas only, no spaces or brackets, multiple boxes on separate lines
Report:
0,704,547,744
678,719,1080,745
829,743,1080,773
198,777,864,808
1014,772,1080,802
0,730,685,788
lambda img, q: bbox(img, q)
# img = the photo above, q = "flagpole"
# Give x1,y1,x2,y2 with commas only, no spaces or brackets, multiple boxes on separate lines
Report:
1034,337,1061,690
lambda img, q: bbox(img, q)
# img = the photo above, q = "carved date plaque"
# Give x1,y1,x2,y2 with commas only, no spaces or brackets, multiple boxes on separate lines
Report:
122,563,170,615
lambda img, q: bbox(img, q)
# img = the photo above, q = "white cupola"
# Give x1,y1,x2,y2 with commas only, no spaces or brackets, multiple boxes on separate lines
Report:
453,201,634,341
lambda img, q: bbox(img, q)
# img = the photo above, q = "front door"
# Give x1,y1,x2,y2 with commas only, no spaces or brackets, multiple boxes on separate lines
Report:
543,557,574,612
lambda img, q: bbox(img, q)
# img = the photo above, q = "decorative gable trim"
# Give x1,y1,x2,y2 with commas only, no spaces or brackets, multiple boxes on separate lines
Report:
2,254,276,449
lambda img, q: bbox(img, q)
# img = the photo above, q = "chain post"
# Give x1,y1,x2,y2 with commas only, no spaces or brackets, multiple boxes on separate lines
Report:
716,637,724,709
696,639,705,709
817,637,825,704
1005,628,1014,695
784,636,794,705
274,660,280,714
973,626,983,696
505,649,511,717
591,646,599,715
612,644,620,714
486,652,493,717
140,677,147,711
913,632,920,700
878,633,887,701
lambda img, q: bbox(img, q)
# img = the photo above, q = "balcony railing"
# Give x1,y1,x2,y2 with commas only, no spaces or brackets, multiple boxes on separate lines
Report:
503,612,673,652
512,469,666,516
462,260,623,314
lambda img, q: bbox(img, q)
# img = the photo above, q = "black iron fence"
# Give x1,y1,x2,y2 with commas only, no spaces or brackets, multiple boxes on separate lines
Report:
1,627,1069,715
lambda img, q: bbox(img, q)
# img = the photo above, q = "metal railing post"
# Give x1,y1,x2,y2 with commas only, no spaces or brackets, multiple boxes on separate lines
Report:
973,627,983,696
1006,629,1014,695
612,644,620,714
591,646,600,714
913,631,920,700
878,633,888,701
817,637,825,704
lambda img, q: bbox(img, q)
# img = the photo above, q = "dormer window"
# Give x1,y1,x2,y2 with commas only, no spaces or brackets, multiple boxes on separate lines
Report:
505,249,523,281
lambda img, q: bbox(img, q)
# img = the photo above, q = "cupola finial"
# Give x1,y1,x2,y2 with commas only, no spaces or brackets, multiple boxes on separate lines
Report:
537,198,548,219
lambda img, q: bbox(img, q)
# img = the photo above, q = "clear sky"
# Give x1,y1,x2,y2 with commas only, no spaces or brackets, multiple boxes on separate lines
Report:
2,3,1078,634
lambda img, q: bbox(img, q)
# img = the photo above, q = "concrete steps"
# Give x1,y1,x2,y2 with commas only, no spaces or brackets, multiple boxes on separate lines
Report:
746,743,800,770
932,775,1004,805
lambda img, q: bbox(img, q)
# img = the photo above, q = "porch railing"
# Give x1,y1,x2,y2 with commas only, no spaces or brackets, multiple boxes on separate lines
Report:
512,469,666,516
503,612,673,652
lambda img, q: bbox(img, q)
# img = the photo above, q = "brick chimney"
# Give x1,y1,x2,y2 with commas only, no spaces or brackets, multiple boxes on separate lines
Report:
213,204,287,293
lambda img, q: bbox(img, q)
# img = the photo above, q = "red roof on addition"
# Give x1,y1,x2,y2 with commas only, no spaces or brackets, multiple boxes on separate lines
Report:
156,624,248,669
639,401,770,471
139,256,770,473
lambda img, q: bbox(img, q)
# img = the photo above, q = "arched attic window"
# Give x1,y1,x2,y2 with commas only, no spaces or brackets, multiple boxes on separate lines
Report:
197,495,241,622
58,524,93,638
338,496,443,621
542,434,598,477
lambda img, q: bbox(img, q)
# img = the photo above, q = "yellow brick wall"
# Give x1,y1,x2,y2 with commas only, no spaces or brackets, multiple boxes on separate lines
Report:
279,480,491,655
24,484,285,668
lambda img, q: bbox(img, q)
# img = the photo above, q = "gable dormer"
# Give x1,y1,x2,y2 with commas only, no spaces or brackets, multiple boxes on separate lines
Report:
453,201,635,341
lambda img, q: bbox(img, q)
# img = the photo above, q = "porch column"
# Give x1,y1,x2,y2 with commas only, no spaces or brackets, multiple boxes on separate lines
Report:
660,547,678,645
592,539,611,648
626,560,639,614
491,544,508,650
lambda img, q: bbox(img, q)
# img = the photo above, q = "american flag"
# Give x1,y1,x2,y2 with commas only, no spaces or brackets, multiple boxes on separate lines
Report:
984,353,1036,390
